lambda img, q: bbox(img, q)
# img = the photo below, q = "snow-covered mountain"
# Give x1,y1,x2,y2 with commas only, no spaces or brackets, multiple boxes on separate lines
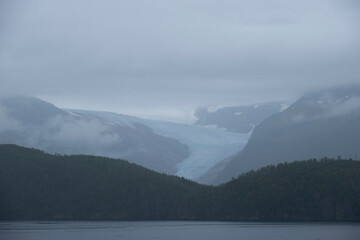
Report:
195,102,286,133
67,110,250,180
214,85,360,184
0,96,249,181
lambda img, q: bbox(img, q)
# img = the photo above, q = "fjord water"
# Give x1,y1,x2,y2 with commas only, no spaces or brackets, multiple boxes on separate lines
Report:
1,221,359,240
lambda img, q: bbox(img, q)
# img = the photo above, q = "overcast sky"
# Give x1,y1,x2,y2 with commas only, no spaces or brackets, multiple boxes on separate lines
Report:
1,0,359,122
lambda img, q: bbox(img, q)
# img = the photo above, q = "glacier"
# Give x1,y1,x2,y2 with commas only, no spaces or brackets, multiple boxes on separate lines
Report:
73,110,250,181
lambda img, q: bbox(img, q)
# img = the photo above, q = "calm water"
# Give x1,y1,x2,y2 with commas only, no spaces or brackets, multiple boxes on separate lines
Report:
0,221,359,240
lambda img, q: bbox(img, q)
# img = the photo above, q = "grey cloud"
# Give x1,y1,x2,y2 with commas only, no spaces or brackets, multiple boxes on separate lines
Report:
1,0,359,121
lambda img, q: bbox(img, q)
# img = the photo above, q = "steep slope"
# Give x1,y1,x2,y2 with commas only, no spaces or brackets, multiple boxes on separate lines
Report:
195,102,285,133
1,145,359,221
0,96,189,174
214,85,360,184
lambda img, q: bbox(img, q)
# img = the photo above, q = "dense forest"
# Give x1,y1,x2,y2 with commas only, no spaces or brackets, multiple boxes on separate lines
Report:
0,144,359,221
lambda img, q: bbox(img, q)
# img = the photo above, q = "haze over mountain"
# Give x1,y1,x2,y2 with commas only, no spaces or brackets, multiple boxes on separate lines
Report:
1,85,360,183
0,96,248,181
214,85,360,184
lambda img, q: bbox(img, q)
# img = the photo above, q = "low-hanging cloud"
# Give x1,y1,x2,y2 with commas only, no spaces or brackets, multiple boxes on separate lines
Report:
291,95,360,123
43,115,120,146
0,104,23,132
0,104,121,155
326,96,360,118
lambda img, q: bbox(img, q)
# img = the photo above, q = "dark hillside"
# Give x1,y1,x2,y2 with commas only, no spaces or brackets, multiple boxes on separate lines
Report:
213,159,360,221
0,145,359,221
0,145,205,220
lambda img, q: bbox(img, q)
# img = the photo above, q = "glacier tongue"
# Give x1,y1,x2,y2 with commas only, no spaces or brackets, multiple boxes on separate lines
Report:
137,120,250,180
176,140,248,180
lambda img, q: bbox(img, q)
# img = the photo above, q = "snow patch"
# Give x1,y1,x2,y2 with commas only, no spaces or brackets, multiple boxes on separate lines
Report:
66,111,82,117
280,104,289,111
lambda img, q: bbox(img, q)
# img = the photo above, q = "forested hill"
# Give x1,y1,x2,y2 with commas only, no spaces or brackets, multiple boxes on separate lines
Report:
214,159,360,221
0,144,359,221
0,144,206,220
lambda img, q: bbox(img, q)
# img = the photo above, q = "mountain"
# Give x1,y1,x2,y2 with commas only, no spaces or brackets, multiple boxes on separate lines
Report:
0,96,189,174
194,102,285,133
1,144,359,221
0,96,248,180
214,85,360,184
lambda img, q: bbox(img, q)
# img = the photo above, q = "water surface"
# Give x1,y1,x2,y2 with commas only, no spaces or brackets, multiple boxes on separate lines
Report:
1,221,359,240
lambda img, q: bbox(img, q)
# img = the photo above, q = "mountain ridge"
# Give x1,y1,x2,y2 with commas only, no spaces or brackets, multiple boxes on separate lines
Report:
213,85,360,184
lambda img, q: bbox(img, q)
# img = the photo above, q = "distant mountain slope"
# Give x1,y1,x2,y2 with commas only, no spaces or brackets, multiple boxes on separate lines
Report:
195,102,285,133
1,144,359,221
214,85,360,184
0,96,189,175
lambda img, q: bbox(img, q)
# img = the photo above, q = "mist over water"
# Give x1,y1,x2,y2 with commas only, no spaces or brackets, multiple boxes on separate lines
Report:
1,221,359,240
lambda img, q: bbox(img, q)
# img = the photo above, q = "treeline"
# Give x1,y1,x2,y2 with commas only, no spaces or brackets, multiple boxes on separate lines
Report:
0,144,359,221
